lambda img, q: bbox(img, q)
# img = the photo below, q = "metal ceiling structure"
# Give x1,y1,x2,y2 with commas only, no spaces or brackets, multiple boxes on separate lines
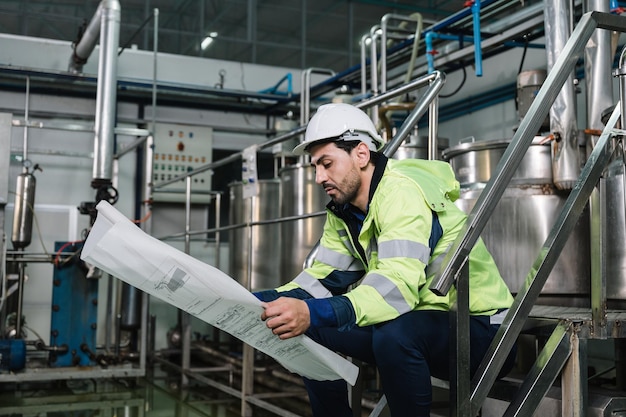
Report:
0,0,549,120
0,0,467,71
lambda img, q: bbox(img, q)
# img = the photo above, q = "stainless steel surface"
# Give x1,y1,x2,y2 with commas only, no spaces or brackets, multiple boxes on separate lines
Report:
92,0,120,182
279,165,327,279
11,172,36,249
545,0,581,190
443,138,553,186
392,135,449,160
587,0,615,338
68,1,104,73
228,180,282,291
584,0,614,135
603,159,626,301
455,186,590,298
517,70,549,130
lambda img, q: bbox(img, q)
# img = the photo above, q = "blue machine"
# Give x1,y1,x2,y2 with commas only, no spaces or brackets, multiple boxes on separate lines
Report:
49,241,98,367
0,339,26,371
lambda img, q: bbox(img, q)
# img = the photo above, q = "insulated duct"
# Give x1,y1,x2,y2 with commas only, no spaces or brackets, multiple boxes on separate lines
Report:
584,0,614,136
68,2,106,74
545,0,581,190
92,0,121,185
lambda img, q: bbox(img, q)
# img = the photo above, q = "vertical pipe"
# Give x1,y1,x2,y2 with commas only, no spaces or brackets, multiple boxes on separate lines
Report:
241,195,256,416
22,77,29,168
14,258,25,338
215,192,221,269
301,0,307,68
428,96,439,160
584,0,613,136
93,0,121,183
471,0,483,77
360,34,369,96
544,0,580,190
586,0,613,340
181,176,192,387
370,27,381,126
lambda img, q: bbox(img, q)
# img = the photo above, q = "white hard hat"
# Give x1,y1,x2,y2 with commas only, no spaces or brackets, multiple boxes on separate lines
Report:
293,103,384,155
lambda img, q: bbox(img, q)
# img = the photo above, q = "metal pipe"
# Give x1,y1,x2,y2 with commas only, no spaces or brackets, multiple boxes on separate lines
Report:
156,71,442,189
299,68,335,127
428,96,439,160
617,45,626,127
380,13,422,93
383,71,445,157
471,0,483,77
214,192,222,269
68,2,104,73
22,77,29,166
360,33,370,96
369,26,381,126
585,0,614,340
92,0,121,183
545,0,580,189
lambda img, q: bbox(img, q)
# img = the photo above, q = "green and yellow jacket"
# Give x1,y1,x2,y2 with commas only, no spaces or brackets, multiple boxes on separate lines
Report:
266,155,513,329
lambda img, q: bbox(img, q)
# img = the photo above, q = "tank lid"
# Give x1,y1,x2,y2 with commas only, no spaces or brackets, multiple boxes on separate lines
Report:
442,137,548,160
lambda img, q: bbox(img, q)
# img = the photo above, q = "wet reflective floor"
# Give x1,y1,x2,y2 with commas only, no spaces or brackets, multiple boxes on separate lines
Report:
0,366,304,417
0,378,242,417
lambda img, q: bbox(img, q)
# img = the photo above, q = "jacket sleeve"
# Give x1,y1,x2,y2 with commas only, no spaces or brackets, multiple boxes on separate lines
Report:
275,214,366,298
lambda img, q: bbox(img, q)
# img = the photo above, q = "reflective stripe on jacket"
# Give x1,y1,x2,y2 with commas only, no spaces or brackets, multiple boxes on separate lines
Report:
277,157,514,327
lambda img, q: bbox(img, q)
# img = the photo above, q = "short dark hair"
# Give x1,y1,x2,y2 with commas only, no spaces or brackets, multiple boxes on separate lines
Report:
305,138,380,164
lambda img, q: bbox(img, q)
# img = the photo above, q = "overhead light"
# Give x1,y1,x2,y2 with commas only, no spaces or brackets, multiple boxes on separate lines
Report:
201,32,218,50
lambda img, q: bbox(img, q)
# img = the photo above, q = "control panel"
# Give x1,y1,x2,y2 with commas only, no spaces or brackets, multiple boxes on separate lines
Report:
152,122,213,204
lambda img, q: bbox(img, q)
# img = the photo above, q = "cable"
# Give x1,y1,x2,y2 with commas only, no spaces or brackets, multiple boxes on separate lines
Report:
0,232,7,314
54,240,84,267
440,65,467,98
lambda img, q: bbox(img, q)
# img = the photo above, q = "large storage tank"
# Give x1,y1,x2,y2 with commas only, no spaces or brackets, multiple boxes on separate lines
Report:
228,179,281,290
279,164,327,279
443,138,590,306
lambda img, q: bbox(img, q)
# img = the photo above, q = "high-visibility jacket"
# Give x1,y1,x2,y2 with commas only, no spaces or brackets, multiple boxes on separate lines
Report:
276,156,514,327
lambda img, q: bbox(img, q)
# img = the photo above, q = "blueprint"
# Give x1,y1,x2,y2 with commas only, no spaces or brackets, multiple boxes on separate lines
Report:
80,201,359,385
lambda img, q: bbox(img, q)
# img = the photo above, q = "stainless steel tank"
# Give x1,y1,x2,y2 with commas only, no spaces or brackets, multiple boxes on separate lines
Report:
11,172,37,249
442,137,553,187
279,165,328,279
228,179,281,291
603,159,626,308
444,138,590,305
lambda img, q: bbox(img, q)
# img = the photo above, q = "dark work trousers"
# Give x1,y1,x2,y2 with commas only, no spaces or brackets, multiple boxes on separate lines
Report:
303,309,516,417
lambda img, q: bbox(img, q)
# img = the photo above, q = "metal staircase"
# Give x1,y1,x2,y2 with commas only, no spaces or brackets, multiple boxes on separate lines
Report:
370,11,626,417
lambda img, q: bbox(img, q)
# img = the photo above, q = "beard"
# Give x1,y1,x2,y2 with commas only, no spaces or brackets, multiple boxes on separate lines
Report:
323,165,361,206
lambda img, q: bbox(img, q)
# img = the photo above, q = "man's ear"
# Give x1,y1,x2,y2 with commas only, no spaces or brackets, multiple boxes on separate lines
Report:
353,142,372,168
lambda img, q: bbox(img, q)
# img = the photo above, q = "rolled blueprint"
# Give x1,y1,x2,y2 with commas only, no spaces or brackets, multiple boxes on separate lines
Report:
81,200,358,385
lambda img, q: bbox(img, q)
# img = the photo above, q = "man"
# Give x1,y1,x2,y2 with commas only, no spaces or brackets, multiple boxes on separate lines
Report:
255,103,515,417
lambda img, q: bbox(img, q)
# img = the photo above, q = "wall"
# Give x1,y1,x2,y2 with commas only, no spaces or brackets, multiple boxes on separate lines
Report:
0,33,302,351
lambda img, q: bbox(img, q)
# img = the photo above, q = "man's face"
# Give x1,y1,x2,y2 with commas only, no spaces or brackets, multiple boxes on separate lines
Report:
309,141,362,206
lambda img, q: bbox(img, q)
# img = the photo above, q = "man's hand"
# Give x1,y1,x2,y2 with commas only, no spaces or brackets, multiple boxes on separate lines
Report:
261,297,311,340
